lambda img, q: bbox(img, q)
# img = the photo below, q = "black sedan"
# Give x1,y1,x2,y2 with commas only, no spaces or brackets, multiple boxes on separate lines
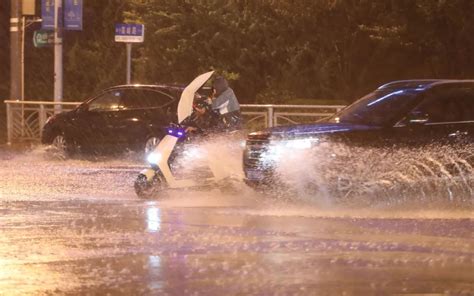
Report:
42,84,186,157
243,79,474,192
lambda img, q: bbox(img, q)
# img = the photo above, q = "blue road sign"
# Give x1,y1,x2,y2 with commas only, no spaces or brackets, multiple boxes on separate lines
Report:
64,0,83,30
41,0,82,31
115,24,145,43
41,0,54,30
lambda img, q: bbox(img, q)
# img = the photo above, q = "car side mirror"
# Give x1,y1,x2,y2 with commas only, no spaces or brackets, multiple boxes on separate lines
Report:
407,112,429,125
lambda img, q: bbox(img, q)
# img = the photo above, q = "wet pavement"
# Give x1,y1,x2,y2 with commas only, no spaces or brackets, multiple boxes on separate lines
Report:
0,148,473,295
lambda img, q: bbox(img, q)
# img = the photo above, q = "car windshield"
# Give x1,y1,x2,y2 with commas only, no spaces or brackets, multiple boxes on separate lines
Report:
329,89,421,126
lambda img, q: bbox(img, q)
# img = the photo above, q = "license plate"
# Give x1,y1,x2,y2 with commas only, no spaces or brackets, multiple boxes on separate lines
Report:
246,169,264,180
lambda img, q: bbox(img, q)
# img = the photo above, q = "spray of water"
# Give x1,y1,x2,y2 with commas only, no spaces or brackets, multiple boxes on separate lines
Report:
3,138,473,217
0,145,142,201
172,133,245,183
273,141,474,209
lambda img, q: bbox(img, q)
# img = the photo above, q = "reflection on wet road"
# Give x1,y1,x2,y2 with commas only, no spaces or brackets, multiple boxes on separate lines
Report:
0,149,473,295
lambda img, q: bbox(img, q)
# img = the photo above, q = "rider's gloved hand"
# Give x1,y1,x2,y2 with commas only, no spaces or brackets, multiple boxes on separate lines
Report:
186,126,199,133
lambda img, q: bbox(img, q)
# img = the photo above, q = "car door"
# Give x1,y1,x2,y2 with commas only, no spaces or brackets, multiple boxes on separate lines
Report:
439,85,474,144
391,85,474,147
108,88,175,148
71,89,124,149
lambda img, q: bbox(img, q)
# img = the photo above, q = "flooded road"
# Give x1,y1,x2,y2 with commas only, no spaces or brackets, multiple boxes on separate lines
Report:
0,148,473,295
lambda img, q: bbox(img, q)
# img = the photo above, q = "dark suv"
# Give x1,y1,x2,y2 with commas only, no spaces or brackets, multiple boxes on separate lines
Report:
42,84,186,156
243,79,474,190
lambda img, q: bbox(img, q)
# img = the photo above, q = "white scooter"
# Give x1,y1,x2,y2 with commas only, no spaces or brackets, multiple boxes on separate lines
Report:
134,71,244,198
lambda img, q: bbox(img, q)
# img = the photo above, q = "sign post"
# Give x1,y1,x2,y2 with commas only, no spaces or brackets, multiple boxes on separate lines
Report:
126,43,132,84
53,0,63,113
41,0,83,113
115,24,145,84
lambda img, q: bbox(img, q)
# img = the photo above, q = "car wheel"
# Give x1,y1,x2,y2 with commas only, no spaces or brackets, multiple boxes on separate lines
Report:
144,136,161,155
49,133,74,159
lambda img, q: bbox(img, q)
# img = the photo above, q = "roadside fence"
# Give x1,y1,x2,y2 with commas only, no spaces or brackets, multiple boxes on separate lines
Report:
4,100,345,144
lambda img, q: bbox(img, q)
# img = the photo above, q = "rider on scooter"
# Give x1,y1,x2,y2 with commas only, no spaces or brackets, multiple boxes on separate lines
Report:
185,95,221,132
210,76,242,131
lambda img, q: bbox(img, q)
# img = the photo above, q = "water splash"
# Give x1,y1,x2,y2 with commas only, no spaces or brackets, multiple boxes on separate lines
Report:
172,133,245,183
3,139,474,212
274,142,474,207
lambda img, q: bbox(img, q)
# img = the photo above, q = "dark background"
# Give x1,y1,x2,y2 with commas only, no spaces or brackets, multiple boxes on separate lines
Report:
2,0,474,143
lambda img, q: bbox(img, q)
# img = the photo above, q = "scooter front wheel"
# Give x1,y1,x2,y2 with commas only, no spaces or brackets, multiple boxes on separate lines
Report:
134,172,167,199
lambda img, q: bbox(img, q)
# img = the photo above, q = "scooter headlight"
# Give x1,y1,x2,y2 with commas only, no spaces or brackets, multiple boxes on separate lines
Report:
147,152,162,165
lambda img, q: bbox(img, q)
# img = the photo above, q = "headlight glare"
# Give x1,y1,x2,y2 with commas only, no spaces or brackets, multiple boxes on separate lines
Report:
147,152,162,164
284,139,313,149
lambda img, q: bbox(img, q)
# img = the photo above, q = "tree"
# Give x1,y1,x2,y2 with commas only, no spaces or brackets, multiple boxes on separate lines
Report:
12,0,474,104
25,0,129,101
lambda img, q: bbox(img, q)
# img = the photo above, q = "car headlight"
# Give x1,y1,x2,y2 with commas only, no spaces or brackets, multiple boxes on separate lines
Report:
283,139,314,149
264,138,319,161
147,152,162,164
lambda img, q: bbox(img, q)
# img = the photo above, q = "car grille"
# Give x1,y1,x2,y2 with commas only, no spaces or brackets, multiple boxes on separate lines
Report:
244,138,271,169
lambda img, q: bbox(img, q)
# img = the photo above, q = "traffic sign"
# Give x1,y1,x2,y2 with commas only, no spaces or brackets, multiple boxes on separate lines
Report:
33,30,54,47
64,0,83,30
41,0,54,30
115,24,145,43
41,0,83,31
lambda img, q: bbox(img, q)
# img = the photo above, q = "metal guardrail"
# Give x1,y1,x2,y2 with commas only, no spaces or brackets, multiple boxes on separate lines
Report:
240,104,345,128
4,100,345,144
